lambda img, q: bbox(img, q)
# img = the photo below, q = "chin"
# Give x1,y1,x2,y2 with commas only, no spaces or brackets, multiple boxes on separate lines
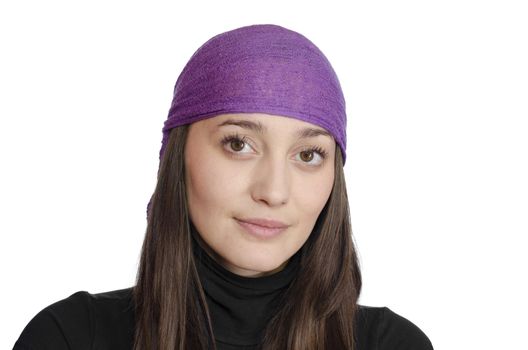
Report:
233,255,286,276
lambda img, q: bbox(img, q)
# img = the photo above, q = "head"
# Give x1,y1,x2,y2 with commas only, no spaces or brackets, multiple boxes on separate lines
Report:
184,112,336,277
134,23,361,350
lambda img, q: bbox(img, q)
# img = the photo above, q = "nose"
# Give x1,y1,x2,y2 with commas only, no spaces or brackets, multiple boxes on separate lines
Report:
250,154,290,207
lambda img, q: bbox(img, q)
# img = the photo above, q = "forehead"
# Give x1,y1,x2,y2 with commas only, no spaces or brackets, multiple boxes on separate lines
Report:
203,113,333,141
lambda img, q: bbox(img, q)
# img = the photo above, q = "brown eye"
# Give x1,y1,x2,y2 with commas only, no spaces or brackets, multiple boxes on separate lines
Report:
220,133,252,155
296,146,328,167
230,139,245,152
300,150,314,162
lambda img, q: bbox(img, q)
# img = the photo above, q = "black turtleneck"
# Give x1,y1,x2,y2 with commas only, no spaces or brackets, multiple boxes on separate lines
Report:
191,231,301,349
13,235,434,350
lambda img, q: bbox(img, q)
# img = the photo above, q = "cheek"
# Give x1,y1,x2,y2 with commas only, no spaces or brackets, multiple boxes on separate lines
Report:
185,145,244,216
294,170,334,220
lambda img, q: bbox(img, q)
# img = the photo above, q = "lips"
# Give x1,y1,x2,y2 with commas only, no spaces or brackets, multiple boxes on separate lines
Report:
234,217,290,239
235,217,289,229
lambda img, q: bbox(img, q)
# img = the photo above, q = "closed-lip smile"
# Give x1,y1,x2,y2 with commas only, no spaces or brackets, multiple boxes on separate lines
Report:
235,217,289,229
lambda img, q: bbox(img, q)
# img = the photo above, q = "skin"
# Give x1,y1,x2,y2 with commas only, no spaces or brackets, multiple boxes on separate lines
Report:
184,113,336,277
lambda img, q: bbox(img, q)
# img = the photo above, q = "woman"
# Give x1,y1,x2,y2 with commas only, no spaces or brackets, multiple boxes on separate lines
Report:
14,24,433,349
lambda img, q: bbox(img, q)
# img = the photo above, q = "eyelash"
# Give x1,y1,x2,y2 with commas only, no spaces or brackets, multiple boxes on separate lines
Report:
219,132,328,164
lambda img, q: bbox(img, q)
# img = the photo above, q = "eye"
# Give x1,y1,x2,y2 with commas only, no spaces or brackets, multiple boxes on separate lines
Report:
296,146,328,167
220,133,254,154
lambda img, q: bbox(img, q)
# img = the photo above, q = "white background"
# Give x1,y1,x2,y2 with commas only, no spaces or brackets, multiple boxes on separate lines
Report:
1,1,527,349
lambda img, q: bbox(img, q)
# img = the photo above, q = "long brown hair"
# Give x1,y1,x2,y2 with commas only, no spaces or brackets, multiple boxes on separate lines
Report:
132,122,362,349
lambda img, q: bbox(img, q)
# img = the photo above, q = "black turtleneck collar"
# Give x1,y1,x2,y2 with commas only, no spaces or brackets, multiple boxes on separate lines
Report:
191,227,301,348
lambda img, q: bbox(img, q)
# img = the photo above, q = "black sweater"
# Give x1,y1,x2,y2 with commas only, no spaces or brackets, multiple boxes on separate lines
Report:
13,239,433,349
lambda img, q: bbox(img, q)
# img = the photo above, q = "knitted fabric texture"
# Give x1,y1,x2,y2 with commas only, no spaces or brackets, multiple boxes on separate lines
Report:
160,23,347,163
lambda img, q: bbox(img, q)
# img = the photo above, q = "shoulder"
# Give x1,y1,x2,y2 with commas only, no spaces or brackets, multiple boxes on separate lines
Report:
13,287,135,350
355,304,434,350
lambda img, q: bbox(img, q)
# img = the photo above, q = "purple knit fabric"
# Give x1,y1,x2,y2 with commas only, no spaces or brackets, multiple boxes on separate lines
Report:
160,23,347,163
148,24,348,216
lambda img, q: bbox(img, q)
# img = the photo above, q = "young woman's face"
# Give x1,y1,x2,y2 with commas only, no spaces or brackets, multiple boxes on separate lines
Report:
184,113,336,277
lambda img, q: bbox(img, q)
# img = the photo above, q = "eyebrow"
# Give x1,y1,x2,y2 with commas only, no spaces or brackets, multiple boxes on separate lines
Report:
216,118,333,140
